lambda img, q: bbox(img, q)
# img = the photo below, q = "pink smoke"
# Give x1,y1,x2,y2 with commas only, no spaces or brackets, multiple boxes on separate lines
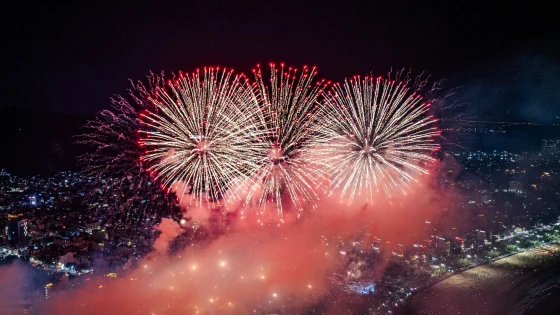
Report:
42,168,462,314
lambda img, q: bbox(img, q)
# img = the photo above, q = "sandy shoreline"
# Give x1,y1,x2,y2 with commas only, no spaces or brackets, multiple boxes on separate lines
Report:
399,245,560,315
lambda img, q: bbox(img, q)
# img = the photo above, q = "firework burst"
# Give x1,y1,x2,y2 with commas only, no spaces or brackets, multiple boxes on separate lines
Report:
241,63,329,218
138,67,268,207
77,73,180,228
309,75,440,204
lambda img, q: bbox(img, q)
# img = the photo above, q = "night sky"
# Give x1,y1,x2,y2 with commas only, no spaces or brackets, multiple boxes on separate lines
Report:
1,1,559,174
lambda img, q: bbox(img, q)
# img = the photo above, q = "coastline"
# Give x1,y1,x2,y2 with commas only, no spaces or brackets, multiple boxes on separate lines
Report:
397,244,560,315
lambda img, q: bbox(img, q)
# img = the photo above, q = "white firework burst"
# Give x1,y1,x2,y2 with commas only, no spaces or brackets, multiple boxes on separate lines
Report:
241,63,329,219
309,75,440,204
138,67,268,207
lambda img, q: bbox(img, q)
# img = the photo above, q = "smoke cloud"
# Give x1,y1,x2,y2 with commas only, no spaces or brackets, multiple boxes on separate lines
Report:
39,167,464,314
0,262,28,309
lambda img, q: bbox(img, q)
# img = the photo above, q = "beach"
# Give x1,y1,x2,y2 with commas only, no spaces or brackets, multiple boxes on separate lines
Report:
400,245,560,315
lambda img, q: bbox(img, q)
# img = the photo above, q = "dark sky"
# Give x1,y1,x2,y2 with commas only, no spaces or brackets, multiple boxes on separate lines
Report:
3,1,558,114
1,1,559,175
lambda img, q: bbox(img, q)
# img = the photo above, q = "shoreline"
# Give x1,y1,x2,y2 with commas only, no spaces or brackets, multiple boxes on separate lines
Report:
397,244,560,314
419,245,550,292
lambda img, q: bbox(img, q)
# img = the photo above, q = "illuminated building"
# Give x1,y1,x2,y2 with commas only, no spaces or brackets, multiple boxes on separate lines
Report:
6,217,27,244
45,283,53,300
451,237,464,254
348,282,376,294
59,252,76,265
508,181,522,194
541,139,560,158
434,236,450,254
424,221,433,237
476,230,486,242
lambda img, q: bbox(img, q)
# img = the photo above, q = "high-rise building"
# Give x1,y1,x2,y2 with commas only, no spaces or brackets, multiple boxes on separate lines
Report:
476,230,486,242
434,236,450,254
509,181,522,194
6,219,27,243
45,283,53,300
542,139,560,158
424,221,433,237
451,237,464,254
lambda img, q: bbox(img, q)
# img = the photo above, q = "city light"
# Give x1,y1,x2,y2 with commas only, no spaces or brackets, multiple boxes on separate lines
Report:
2,54,559,315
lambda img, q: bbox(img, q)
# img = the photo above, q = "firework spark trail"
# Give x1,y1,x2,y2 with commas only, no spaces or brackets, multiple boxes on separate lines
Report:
308,76,439,204
239,63,329,219
79,65,445,223
388,68,472,153
76,73,179,227
138,67,269,208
